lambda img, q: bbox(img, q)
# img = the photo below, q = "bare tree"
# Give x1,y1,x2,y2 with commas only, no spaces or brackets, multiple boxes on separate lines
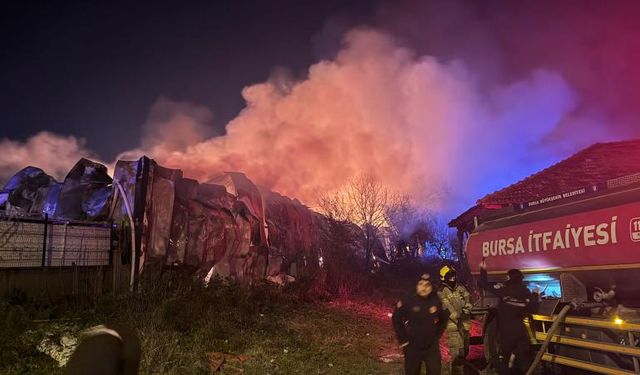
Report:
316,174,399,272
316,189,352,222
347,174,399,271
384,194,416,259
316,174,456,272
315,189,366,295
428,219,458,260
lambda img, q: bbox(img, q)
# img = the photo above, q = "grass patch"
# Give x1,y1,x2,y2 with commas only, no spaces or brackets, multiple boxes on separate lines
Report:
240,302,401,374
1,274,404,374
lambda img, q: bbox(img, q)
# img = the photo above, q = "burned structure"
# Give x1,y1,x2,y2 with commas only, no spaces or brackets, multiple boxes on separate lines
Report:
0,156,329,292
110,156,322,284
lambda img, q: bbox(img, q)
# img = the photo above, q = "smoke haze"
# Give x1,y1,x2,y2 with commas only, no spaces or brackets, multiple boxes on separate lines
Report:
125,29,578,214
0,132,98,183
3,0,640,216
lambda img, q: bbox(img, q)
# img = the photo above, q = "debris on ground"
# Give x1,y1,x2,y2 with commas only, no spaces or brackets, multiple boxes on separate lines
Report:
206,352,248,374
378,352,403,363
36,332,78,367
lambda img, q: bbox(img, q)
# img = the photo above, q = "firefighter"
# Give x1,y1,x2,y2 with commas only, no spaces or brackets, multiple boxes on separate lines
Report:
438,265,472,375
392,273,449,375
479,259,538,375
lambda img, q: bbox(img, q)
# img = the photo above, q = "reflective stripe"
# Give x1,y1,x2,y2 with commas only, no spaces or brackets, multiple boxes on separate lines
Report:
542,353,638,375
532,314,640,331
535,332,640,357
82,325,123,341
502,296,528,307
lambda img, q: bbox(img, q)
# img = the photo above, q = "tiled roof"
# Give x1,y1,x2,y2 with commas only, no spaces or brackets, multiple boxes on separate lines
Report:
478,139,640,206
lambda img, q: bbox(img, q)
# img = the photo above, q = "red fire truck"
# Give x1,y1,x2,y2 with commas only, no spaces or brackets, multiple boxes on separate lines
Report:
450,140,640,374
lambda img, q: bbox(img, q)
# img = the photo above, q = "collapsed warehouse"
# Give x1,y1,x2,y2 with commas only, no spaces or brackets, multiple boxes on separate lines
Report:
0,156,356,296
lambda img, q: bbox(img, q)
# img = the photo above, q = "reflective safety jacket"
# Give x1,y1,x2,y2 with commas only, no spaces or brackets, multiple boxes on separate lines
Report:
438,283,473,330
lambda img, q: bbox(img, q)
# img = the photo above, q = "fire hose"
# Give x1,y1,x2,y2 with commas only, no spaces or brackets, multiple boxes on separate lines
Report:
524,304,573,375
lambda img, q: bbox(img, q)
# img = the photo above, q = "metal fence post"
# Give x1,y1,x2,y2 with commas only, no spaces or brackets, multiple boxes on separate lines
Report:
41,214,48,267
628,331,640,373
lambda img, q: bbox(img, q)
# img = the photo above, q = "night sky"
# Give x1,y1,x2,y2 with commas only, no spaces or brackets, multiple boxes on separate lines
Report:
2,0,640,213
1,0,375,159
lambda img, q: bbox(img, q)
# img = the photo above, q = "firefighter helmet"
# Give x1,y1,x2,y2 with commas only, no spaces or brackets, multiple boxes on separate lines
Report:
440,265,452,281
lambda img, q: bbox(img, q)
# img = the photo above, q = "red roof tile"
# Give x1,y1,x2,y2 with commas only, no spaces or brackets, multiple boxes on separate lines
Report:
478,139,640,206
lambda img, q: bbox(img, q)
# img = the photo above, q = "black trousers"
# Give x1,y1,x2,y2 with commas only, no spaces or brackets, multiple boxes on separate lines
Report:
497,336,532,375
403,343,441,375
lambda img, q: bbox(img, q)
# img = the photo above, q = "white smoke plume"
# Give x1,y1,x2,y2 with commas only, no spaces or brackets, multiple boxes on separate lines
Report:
131,29,577,214
141,97,215,154
0,132,96,186
2,29,608,217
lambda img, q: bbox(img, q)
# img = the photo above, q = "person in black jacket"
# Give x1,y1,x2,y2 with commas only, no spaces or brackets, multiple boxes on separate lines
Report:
479,259,538,375
392,273,449,375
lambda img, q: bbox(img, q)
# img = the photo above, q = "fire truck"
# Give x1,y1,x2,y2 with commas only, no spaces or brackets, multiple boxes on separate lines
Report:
450,140,640,374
